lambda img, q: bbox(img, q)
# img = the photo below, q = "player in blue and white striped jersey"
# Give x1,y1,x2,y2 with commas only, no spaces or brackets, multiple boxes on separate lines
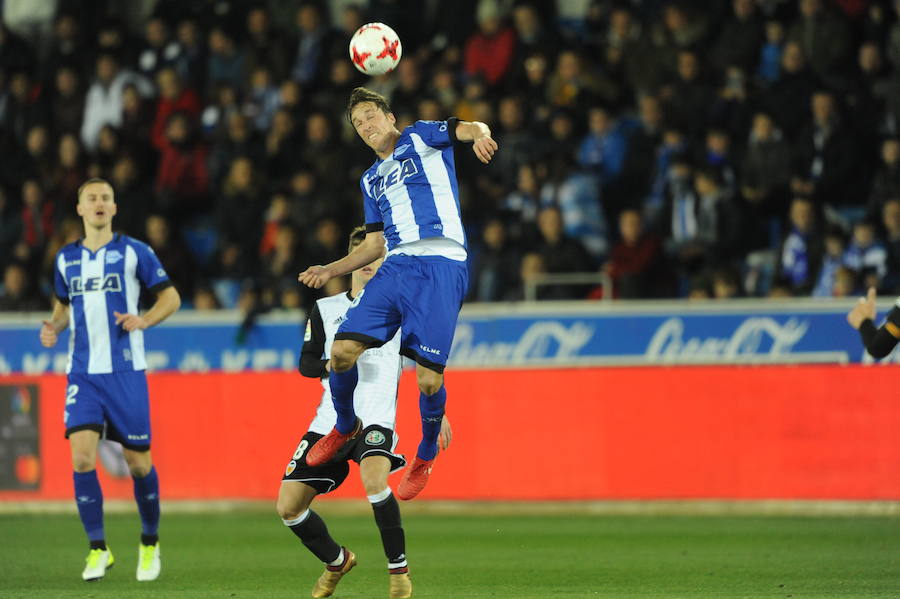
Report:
39,178,181,583
298,87,498,500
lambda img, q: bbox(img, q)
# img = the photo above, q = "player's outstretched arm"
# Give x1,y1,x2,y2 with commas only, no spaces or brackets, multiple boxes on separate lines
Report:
114,286,181,332
454,120,498,164
298,231,386,289
40,301,70,348
848,287,900,358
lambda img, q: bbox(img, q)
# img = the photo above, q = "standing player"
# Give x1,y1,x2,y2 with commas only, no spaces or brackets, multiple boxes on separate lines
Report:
847,287,900,358
39,178,180,582
279,226,451,598
298,87,496,499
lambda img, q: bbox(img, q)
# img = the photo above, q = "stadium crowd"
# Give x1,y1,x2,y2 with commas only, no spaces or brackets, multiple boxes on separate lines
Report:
1,0,900,311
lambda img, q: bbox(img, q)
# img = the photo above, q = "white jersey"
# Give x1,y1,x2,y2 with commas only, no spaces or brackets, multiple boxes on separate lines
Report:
303,292,402,435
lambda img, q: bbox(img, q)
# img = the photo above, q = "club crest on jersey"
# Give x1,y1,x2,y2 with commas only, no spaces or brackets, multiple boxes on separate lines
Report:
70,274,122,295
285,460,297,476
371,158,418,200
105,249,123,264
365,430,386,446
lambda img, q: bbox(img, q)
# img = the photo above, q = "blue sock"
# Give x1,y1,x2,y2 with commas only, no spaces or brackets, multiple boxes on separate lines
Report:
417,385,446,461
330,364,359,434
73,470,104,541
133,466,160,537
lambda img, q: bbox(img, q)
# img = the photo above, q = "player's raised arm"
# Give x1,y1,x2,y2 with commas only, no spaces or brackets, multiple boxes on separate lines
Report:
454,120,498,164
298,231,386,289
40,300,70,348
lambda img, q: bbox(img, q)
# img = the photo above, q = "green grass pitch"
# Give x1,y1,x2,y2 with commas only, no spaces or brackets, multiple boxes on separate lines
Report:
0,509,897,598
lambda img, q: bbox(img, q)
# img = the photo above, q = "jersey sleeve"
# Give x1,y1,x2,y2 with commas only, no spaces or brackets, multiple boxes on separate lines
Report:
299,302,329,378
361,177,383,232
54,252,70,305
133,242,173,293
410,118,459,149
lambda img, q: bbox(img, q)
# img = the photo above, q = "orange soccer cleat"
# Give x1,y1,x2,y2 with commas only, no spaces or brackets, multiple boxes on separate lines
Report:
397,456,435,500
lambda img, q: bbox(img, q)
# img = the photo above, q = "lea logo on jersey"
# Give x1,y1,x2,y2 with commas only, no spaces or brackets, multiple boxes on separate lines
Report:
371,158,419,200
70,274,122,295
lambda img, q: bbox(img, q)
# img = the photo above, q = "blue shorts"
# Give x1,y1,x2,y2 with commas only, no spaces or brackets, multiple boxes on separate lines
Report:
335,255,468,372
64,371,151,450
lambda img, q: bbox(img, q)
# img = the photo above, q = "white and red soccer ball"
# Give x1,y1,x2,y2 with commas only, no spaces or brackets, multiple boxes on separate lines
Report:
348,22,402,76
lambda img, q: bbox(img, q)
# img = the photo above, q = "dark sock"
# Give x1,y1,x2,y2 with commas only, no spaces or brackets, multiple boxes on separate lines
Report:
89,540,107,551
287,510,341,564
417,385,446,461
133,466,160,538
141,534,159,546
372,492,406,568
329,364,359,434
73,470,105,542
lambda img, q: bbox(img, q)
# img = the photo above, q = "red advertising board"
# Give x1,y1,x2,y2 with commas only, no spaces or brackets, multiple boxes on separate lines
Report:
1,365,898,501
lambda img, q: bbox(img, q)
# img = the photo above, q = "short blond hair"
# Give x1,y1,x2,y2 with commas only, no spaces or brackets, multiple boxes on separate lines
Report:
77,177,113,202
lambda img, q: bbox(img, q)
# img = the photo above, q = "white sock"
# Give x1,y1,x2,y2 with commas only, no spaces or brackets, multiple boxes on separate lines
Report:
367,487,392,504
282,509,310,527
327,548,345,567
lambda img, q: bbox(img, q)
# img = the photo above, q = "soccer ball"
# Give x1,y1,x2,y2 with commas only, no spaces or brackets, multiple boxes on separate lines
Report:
348,22,402,76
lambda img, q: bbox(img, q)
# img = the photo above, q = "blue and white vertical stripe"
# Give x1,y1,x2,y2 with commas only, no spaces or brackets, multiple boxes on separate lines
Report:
54,235,170,374
361,120,466,255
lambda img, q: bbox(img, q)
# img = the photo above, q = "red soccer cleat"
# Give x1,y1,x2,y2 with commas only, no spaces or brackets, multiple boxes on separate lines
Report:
306,419,362,467
397,456,435,500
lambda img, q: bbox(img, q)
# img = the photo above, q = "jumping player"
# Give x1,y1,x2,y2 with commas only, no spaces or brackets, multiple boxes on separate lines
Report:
39,178,180,582
298,87,496,499
280,226,451,598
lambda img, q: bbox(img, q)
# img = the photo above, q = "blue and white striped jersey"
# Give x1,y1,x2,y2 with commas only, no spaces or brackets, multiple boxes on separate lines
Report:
361,119,467,257
53,234,172,374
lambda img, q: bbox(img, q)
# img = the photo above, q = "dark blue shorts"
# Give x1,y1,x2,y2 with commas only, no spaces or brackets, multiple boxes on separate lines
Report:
335,255,468,372
64,371,151,451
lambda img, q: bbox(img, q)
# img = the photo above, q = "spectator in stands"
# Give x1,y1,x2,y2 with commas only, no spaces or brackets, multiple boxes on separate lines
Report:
464,0,516,88
666,50,713,140
145,214,196,300
265,109,302,188
216,156,266,277
0,261,46,311
812,226,847,297
244,5,290,82
289,2,337,88
155,112,210,216
136,16,182,79
534,205,593,286
881,199,900,293
788,0,851,85
206,26,245,95
21,180,53,261
712,0,763,73
81,53,153,152
761,41,818,140
741,112,792,239
107,155,153,238
260,222,303,306
24,124,54,185
151,67,201,151
844,220,887,286
470,218,520,302
831,265,857,297
601,208,665,299
0,188,22,272
192,286,221,310
757,20,785,84
50,133,85,210
50,65,84,135
776,197,823,294
0,70,44,147
577,105,629,193
546,48,619,112
711,267,743,299
867,138,900,219
209,112,262,186
791,90,859,208
245,66,281,132
505,252,548,301
174,18,207,86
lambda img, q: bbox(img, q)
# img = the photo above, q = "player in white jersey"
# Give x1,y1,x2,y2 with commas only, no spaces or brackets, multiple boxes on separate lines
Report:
298,87,496,499
847,287,900,357
39,178,181,582
279,227,450,599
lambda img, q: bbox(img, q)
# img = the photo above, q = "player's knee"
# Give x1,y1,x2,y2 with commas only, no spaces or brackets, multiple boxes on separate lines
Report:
276,496,303,521
71,451,95,473
416,369,443,396
128,462,152,478
331,342,362,372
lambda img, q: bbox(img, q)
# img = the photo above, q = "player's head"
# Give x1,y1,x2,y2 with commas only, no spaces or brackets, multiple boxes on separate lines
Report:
76,177,116,229
347,87,397,154
348,225,385,285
